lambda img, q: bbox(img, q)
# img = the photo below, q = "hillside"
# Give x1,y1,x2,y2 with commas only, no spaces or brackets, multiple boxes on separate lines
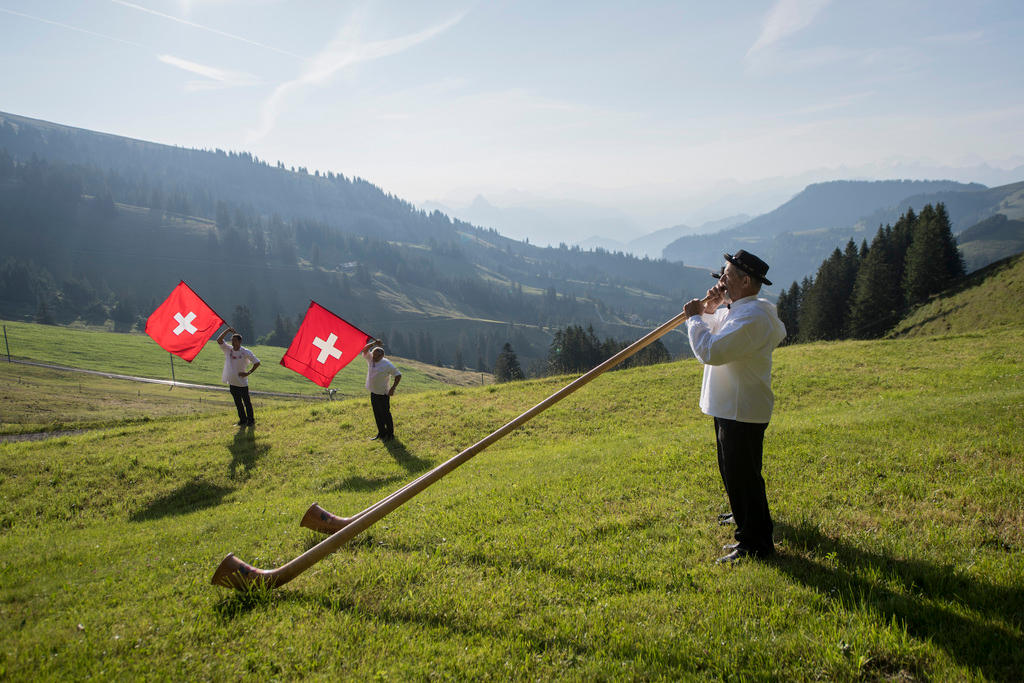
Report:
662,179,1023,287
1,323,1021,679
856,179,1024,234
730,179,980,238
0,111,710,369
889,252,1024,337
956,213,1024,272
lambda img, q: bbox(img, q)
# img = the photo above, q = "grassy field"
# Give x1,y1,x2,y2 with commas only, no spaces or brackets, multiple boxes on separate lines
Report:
890,252,1024,338
1,321,1021,679
0,319,489,434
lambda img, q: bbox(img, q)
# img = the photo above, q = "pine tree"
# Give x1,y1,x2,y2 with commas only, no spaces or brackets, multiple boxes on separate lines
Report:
493,343,524,382
847,226,901,338
890,208,915,282
798,244,858,341
34,299,55,325
776,280,801,344
904,204,963,307
935,203,966,279
232,305,255,342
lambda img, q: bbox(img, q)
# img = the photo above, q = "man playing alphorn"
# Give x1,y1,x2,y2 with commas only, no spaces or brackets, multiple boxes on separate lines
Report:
682,250,786,563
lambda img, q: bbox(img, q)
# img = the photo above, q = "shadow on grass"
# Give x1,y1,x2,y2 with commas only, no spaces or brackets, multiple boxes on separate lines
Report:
214,582,699,675
228,426,270,481
332,473,407,493
383,438,432,473
328,440,432,493
130,478,233,521
774,520,1024,680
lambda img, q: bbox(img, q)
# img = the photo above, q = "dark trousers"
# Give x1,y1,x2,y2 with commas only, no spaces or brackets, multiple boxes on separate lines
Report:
370,392,394,438
714,417,774,555
229,384,254,424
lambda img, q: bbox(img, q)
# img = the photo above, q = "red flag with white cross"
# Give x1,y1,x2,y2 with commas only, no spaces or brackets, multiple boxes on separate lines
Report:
280,301,371,387
145,281,224,362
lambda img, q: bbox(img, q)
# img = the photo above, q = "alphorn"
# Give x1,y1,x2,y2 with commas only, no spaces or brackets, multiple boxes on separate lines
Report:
212,296,712,589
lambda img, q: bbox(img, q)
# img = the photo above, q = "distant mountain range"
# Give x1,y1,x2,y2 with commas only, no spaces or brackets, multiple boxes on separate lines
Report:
427,193,750,259
662,179,1024,289
579,215,751,259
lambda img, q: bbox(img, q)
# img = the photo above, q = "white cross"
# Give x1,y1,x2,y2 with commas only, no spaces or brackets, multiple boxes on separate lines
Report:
312,333,343,364
173,311,198,335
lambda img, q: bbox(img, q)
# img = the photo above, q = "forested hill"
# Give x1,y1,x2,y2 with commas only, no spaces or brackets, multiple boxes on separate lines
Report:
0,111,710,372
728,179,983,237
662,178,1022,287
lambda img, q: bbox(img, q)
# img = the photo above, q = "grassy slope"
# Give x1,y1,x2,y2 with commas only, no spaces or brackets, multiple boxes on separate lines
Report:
1,325,1022,679
0,319,490,398
889,252,1024,338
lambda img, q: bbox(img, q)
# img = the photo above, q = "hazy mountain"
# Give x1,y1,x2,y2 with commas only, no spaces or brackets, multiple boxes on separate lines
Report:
728,179,983,238
956,213,1024,272
625,215,750,259
421,194,644,247
854,180,1024,233
661,179,1004,287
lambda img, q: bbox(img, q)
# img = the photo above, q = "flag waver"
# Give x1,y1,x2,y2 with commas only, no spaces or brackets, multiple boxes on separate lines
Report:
145,281,224,362
281,301,370,387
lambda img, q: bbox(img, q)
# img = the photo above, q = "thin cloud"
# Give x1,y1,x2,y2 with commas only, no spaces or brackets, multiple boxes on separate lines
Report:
247,10,467,142
110,0,304,59
747,0,831,57
0,7,147,48
791,91,874,115
922,30,985,45
158,54,262,91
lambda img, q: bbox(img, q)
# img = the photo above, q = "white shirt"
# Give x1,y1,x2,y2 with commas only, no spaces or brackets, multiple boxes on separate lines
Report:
686,295,787,423
363,351,401,395
220,342,259,387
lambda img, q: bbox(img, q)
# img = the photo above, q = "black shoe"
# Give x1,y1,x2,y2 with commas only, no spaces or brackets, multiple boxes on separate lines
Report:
722,542,740,551
718,513,735,525
716,547,753,564
370,434,382,441
235,421,247,427
246,420,255,427
717,512,733,521
382,434,394,442
717,546,773,564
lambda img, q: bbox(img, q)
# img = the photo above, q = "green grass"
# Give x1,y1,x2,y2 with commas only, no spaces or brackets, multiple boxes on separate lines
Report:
890,252,1024,338
0,318,489,401
0,361,297,435
1,326,1022,679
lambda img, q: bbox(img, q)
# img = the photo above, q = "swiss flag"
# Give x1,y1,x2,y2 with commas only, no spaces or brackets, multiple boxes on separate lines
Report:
145,281,224,362
280,301,371,387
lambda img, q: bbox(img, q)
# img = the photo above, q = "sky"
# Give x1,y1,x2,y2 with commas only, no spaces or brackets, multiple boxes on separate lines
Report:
2,0,1024,238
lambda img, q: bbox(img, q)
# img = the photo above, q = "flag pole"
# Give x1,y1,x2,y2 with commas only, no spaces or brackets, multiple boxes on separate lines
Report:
212,296,710,590
169,352,176,387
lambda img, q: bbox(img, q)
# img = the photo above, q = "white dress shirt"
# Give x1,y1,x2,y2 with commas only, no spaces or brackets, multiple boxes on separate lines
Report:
363,351,401,395
686,295,787,423
219,342,259,387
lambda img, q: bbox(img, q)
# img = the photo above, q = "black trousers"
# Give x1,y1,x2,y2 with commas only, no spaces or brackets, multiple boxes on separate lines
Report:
714,417,774,555
370,392,394,438
229,384,254,424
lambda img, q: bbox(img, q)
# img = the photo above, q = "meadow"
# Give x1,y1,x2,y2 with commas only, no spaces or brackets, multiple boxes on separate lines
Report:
1,319,1021,679
0,319,489,434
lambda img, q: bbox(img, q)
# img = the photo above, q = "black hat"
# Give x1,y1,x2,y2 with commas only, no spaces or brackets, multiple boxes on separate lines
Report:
722,250,772,286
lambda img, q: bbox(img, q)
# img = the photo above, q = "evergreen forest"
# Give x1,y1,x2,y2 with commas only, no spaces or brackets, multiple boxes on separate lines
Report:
776,203,966,342
0,113,711,373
